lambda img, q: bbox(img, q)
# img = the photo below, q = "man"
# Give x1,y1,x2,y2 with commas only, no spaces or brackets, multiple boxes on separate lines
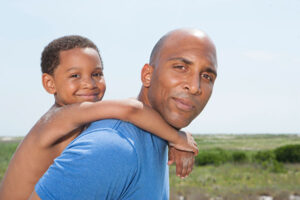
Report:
30,28,217,200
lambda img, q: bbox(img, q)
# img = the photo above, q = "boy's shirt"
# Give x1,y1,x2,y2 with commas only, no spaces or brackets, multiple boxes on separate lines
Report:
35,119,169,200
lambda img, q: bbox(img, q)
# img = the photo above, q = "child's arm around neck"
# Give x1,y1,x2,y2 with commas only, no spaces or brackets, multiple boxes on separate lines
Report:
38,98,198,152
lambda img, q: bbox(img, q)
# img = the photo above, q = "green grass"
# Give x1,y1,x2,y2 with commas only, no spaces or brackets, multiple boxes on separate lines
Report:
169,134,300,199
170,163,300,198
0,140,20,180
194,134,300,150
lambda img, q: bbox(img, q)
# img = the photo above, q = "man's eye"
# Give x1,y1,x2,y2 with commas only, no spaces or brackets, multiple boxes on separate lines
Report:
173,65,186,70
201,73,212,81
71,74,80,78
92,72,103,77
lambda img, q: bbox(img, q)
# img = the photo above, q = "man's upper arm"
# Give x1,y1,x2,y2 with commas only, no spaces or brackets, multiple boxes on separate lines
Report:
35,129,138,200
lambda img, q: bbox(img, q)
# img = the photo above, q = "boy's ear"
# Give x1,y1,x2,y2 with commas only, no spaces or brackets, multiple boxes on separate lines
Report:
141,64,154,88
42,73,56,94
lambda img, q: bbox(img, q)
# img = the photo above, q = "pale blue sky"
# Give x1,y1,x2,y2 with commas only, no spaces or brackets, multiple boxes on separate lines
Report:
0,0,299,136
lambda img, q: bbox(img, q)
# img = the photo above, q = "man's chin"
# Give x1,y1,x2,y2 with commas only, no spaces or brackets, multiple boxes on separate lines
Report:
165,116,192,130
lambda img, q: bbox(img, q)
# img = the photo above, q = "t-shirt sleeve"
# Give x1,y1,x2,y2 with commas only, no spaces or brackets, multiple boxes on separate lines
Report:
35,128,138,200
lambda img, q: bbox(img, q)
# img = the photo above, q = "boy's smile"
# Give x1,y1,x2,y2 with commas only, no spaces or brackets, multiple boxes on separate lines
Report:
45,47,106,106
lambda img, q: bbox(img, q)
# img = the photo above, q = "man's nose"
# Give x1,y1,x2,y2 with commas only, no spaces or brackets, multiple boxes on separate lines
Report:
184,75,201,95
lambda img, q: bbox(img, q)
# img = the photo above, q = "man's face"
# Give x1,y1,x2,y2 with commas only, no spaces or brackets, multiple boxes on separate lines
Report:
147,34,217,129
51,47,106,106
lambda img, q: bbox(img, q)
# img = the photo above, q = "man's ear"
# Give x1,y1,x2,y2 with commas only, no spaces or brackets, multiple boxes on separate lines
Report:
141,64,154,88
42,73,56,94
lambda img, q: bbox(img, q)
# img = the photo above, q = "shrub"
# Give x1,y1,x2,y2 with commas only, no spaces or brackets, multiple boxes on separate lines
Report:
261,160,286,173
253,150,275,163
252,150,286,173
232,151,247,163
195,148,230,166
274,144,300,163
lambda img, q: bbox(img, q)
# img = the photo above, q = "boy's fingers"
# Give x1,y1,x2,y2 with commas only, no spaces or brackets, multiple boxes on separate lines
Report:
194,149,199,156
176,149,194,178
168,146,175,165
175,155,183,177
170,147,195,178
168,160,174,165
180,160,188,178
193,141,198,147
176,161,183,177
192,145,199,156
185,159,191,177
185,155,194,177
187,157,195,176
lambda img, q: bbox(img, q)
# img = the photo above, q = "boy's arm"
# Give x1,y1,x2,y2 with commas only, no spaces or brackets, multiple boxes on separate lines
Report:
29,191,40,200
37,99,198,154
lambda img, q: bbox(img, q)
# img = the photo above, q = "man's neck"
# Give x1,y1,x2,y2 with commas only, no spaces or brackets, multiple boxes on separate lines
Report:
138,87,151,107
138,88,180,131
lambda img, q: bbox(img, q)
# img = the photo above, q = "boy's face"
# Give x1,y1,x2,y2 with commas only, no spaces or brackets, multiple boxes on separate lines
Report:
44,47,106,106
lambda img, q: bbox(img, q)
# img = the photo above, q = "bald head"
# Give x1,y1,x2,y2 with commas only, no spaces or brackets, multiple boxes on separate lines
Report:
149,28,217,67
139,28,218,129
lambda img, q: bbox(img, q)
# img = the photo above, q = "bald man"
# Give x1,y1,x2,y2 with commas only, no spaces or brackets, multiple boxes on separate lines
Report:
30,29,217,200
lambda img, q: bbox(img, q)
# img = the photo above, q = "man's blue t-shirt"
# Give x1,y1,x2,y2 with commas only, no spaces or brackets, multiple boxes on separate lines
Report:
35,119,169,200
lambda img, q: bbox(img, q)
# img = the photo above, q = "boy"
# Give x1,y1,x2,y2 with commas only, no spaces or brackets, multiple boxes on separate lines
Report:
0,35,198,200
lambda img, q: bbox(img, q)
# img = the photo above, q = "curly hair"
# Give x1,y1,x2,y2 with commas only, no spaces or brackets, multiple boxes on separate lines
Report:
41,35,102,75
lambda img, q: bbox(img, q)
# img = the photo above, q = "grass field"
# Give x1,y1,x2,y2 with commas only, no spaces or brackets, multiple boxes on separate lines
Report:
194,134,300,150
170,134,300,199
0,139,20,181
1,134,300,200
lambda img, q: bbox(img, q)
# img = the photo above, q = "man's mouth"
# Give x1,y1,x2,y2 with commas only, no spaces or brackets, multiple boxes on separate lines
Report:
172,97,194,112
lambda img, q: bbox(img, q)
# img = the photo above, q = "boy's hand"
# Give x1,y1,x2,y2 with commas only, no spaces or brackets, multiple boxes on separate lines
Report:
168,146,195,178
169,131,199,156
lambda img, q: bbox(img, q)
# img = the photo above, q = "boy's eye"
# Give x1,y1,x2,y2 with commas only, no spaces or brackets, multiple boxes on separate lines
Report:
70,74,80,78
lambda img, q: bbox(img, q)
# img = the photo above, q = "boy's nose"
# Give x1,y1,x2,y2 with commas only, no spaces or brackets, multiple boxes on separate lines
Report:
82,77,96,89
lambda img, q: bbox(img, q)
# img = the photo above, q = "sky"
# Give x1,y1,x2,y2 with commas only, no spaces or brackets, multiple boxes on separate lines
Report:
0,0,299,136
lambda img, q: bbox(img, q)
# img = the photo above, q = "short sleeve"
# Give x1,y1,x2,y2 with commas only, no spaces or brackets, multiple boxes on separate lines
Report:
35,128,138,200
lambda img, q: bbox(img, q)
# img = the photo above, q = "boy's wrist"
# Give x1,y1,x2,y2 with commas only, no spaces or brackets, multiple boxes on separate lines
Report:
173,131,185,144
167,131,179,147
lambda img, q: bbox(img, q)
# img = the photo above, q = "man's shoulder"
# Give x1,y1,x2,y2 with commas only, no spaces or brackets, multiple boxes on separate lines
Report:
68,119,137,153
63,119,141,163
35,119,140,200
85,118,123,132
77,119,141,144
83,119,139,135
